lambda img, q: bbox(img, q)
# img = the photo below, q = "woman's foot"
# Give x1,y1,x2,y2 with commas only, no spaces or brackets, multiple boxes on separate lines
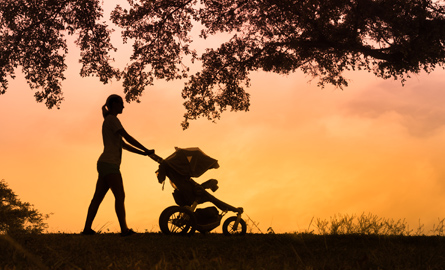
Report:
121,228,136,237
81,229,96,235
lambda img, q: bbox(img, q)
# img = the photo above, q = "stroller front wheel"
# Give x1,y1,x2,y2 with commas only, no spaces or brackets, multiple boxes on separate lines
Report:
159,206,196,235
222,216,247,236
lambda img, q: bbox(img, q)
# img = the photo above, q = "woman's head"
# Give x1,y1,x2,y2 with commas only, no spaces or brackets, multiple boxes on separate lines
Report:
102,94,124,118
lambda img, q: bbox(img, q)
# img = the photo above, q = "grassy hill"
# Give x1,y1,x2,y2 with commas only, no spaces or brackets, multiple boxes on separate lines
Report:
1,233,444,269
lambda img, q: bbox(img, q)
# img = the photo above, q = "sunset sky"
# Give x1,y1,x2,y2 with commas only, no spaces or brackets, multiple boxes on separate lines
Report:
1,1,445,234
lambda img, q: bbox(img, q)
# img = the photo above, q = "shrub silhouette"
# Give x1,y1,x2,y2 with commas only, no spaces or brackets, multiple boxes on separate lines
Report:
311,213,445,236
0,179,48,234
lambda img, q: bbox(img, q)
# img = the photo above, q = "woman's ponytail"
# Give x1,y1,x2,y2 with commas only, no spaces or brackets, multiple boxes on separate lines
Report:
102,104,109,118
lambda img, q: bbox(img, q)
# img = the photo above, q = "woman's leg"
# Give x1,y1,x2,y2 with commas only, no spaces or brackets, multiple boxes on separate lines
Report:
106,173,129,233
83,177,110,231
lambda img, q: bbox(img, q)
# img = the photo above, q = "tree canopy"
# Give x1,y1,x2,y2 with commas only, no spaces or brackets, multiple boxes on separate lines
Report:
1,0,445,128
0,179,48,234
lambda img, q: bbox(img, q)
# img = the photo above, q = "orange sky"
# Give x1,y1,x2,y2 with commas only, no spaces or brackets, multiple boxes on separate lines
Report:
1,2,445,234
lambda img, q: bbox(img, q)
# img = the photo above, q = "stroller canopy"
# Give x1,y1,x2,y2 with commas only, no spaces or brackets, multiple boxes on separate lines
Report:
164,147,219,177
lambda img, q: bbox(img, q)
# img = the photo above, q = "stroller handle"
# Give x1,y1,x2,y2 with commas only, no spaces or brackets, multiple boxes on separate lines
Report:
149,153,164,164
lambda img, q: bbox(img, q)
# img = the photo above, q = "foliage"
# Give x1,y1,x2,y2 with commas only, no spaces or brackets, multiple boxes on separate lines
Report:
1,0,445,127
310,212,445,236
0,179,48,234
431,218,445,236
0,0,118,109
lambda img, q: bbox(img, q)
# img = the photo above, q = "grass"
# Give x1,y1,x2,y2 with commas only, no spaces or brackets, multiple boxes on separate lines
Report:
309,213,445,236
1,213,445,270
2,233,445,269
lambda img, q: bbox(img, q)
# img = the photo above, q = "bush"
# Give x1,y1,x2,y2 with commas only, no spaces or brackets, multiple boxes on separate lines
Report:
312,213,414,236
0,179,49,234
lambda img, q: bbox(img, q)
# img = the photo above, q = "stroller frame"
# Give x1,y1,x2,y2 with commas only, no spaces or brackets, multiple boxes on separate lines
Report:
151,152,246,236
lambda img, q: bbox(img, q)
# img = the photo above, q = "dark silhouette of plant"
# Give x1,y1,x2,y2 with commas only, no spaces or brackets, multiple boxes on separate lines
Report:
2,0,445,128
0,179,49,234
0,0,118,109
313,213,417,236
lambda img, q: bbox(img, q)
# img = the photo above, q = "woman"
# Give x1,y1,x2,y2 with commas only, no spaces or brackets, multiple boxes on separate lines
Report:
82,94,154,236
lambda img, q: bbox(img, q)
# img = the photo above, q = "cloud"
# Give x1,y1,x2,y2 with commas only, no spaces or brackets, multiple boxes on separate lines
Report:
343,74,445,138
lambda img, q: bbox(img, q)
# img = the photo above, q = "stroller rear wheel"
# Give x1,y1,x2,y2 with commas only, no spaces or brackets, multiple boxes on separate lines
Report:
159,206,196,235
222,216,247,236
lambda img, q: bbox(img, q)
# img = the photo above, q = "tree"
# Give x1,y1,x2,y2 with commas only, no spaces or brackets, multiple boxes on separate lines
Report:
1,0,445,128
0,179,49,234
0,0,118,109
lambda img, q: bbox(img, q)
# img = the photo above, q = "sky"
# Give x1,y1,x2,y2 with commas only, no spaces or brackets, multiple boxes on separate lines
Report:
1,2,445,234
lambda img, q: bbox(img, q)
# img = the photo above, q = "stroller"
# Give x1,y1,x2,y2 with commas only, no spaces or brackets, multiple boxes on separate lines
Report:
150,147,246,236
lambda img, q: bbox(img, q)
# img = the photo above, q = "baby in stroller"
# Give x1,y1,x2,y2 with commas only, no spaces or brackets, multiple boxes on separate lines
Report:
152,147,246,235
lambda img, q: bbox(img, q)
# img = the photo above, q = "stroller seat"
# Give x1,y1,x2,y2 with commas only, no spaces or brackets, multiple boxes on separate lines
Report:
157,161,241,213
154,147,246,235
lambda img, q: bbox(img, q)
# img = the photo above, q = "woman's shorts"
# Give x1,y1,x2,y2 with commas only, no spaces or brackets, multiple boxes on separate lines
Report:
97,162,121,178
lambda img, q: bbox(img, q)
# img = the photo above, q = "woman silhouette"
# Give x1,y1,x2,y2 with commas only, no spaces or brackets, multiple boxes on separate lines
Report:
82,94,154,236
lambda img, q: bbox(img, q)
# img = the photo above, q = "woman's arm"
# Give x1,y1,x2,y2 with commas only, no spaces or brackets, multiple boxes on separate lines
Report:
118,128,154,156
122,141,146,155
